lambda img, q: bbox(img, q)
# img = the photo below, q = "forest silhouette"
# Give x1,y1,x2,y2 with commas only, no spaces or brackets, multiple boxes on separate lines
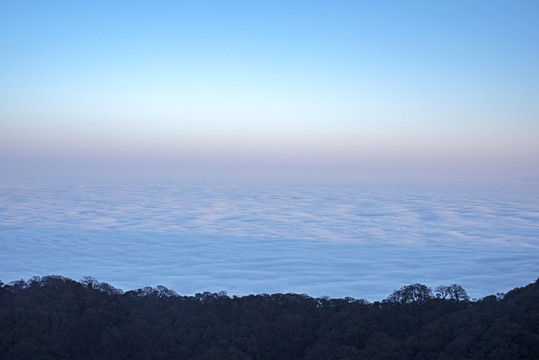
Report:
1,276,538,359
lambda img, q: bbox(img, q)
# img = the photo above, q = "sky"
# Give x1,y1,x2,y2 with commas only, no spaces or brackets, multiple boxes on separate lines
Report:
1,0,538,181
1,1,539,298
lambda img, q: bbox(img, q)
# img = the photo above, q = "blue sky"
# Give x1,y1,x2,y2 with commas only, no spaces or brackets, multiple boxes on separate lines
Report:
1,0,538,180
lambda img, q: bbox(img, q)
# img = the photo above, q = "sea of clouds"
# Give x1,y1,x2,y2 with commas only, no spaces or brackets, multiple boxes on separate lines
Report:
1,180,538,301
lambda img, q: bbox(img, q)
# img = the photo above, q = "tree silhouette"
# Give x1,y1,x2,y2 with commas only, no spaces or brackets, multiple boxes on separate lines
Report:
448,284,469,302
386,283,432,304
434,285,450,299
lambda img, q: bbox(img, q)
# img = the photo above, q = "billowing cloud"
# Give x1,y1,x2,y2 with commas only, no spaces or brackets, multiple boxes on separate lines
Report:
1,181,538,300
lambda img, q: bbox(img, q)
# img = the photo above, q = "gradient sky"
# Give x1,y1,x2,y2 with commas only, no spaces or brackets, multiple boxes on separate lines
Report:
1,0,538,181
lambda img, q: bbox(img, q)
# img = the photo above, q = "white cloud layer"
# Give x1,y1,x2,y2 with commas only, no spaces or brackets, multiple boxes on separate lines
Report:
1,180,538,300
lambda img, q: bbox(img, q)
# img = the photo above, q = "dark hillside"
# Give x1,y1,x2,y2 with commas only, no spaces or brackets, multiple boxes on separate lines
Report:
1,276,537,359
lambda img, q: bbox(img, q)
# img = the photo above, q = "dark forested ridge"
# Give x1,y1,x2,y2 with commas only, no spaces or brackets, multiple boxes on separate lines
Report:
1,276,538,360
